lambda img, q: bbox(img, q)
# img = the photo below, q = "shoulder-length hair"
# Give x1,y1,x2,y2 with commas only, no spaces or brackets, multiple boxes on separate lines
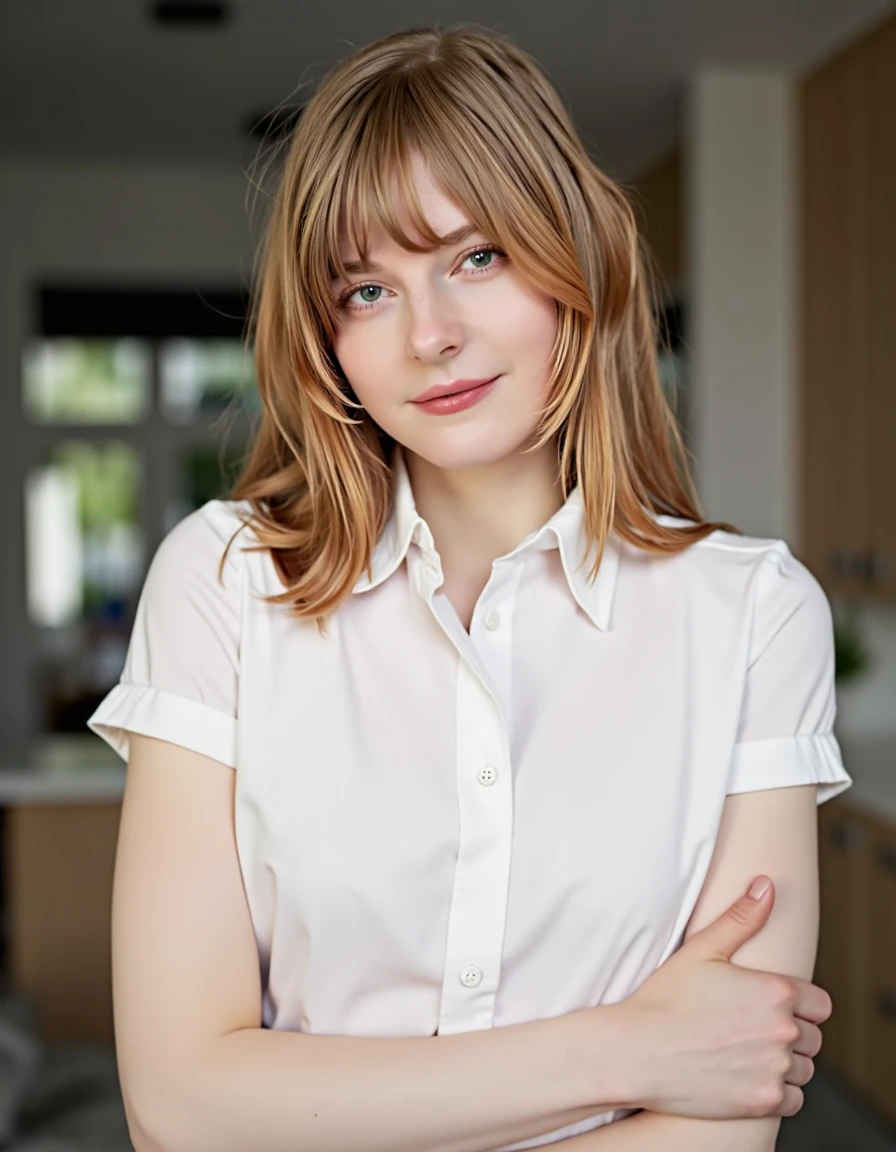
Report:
225,23,740,630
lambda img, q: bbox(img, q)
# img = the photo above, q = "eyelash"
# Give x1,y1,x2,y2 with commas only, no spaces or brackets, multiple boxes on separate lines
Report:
337,244,508,312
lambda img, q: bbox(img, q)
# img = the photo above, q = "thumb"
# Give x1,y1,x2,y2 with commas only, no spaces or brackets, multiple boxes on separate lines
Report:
687,875,775,961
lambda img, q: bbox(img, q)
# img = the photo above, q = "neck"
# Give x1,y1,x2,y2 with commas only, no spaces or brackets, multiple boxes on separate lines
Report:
403,439,565,575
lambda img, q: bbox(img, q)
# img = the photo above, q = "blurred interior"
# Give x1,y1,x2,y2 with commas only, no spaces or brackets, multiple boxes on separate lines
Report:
0,2,895,1148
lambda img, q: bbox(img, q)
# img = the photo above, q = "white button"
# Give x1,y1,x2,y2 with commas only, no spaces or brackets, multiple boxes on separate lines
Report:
484,610,501,631
477,765,498,786
460,965,483,987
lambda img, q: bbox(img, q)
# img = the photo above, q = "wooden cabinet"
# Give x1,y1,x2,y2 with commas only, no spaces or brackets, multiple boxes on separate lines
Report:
4,802,120,1045
815,799,869,1081
800,15,896,599
866,814,896,1115
816,798,896,1122
865,18,896,600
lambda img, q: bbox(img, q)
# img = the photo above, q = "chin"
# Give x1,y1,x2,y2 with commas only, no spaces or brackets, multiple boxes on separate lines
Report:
402,433,533,473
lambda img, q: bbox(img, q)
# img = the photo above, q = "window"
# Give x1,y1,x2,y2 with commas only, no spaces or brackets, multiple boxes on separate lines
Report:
160,338,260,423
26,439,143,629
23,339,150,424
25,286,256,732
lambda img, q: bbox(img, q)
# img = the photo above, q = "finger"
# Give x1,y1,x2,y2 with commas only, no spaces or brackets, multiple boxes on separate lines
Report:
777,1084,805,1118
792,978,833,1024
792,1017,823,1058
785,1052,815,1088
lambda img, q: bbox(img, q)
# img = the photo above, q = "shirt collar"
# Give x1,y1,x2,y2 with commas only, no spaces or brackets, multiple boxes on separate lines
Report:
352,446,622,630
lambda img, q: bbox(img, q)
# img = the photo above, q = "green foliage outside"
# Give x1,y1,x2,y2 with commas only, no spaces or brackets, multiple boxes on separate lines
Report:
50,441,139,530
833,606,872,683
23,339,149,423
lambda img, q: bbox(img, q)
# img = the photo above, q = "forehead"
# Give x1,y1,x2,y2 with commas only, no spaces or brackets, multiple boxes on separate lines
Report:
336,154,474,258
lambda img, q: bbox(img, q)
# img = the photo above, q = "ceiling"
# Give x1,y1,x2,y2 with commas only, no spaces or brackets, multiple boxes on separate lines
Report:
2,0,893,178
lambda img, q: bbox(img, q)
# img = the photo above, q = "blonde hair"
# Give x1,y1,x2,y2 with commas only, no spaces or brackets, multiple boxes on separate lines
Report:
225,23,739,630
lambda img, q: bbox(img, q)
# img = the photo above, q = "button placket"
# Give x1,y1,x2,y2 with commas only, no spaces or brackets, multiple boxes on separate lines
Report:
472,561,523,735
436,660,513,1036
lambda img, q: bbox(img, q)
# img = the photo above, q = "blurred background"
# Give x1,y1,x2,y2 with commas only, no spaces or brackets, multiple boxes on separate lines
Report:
0,1,894,1148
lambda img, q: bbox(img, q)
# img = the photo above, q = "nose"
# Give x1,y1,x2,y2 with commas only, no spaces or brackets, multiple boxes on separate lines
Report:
405,287,465,364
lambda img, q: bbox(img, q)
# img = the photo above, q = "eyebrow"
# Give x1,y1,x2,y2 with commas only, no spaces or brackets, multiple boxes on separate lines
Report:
334,223,481,279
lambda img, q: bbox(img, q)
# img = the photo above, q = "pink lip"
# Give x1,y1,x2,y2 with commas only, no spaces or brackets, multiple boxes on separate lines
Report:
412,376,499,404
412,376,499,415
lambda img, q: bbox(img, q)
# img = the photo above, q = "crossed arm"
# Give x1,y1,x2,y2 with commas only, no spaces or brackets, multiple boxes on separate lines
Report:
543,783,821,1152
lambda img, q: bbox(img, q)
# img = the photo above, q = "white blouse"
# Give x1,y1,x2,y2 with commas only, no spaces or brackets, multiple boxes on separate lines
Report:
87,447,853,1149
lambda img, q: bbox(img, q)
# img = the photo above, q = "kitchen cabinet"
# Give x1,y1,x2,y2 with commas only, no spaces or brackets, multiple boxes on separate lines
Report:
866,810,896,1116
865,17,896,600
816,795,896,1123
0,743,123,1047
801,15,896,599
815,798,866,1081
4,801,119,1046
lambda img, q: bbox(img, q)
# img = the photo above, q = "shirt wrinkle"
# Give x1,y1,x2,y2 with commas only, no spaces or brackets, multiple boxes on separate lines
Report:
86,467,852,1152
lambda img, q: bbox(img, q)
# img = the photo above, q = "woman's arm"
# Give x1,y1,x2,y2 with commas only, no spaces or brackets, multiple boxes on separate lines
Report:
526,1108,779,1152
539,783,821,1152
115,733,646,1152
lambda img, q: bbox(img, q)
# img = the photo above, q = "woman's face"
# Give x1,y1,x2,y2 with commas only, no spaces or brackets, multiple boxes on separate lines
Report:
330,153,558,472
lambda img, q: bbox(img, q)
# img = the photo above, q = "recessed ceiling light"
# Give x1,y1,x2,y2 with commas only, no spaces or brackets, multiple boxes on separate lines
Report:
149,2,231,28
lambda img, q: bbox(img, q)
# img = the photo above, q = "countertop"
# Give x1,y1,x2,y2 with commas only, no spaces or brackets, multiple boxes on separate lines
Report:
0,732,893,825
0,736,125,804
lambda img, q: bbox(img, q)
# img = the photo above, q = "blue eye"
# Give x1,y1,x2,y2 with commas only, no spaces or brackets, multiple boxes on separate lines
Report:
464,249,498,269
349,285,383,305
338,245,506,313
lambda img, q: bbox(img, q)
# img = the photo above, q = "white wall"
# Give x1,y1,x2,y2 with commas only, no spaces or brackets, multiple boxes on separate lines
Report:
686,71,896,740
0,160,257,740
687,72,797,541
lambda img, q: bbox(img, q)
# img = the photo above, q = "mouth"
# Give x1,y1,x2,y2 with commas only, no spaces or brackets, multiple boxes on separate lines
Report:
410,375,500,415
412,375,500,404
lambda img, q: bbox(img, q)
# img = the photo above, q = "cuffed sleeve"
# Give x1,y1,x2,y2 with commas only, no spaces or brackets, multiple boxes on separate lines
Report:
726,543,853,805
87,502,247,767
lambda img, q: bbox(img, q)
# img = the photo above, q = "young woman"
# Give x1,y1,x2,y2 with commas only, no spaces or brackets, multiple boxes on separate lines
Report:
88,24,852,1152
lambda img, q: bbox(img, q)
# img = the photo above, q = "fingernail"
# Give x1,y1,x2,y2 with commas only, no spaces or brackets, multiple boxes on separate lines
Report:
748,877,770,900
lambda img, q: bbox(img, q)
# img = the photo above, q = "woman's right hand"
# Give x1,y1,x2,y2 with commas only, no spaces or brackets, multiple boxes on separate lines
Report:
618,876,832,1120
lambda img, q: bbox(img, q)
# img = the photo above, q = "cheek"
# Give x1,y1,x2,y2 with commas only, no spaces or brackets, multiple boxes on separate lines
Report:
331,327,386,406
486,285,557,355
331,327,359,380
526,299,558,354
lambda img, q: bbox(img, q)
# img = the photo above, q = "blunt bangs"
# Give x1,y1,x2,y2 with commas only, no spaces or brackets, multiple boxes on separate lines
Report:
310,62,589,340
228,27,734,631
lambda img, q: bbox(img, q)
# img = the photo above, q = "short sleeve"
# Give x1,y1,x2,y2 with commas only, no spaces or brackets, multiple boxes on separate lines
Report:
726,543,853,806
86,502,246,767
